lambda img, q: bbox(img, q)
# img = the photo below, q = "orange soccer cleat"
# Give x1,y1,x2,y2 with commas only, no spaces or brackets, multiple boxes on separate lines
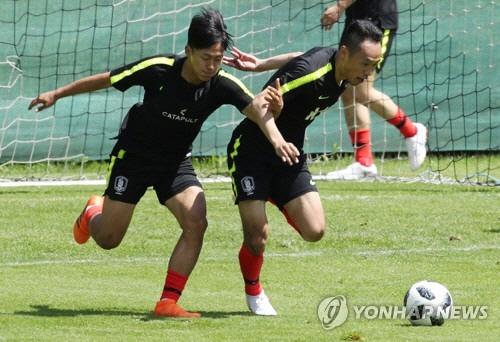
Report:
73,195,103,244
154,299,201,318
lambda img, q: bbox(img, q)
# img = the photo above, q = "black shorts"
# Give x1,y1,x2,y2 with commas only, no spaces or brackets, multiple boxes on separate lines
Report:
227,138,317,209
104,148,202,205
376,28,397,73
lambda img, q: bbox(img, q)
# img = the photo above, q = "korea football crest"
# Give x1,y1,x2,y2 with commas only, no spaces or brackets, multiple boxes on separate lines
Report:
114,176,128,195
241,176,255,195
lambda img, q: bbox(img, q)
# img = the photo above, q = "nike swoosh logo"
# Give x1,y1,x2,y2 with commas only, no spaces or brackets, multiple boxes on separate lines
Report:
310,179,316,186
318,95,330,100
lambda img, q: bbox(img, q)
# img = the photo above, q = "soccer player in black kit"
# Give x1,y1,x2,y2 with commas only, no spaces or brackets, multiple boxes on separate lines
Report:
28,8,299,318
223,20,383,315
321,0,427,179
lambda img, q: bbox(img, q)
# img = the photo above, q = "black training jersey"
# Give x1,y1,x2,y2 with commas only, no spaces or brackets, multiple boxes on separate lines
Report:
233,47,348,154
345,0,398,29
110,54,254,163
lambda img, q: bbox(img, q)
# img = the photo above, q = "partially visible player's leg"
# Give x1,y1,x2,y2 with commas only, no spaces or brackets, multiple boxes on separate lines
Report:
359,29,427,170
239,200,269,256
73,195,104,244
329,28,427,177
281,191,325,243
74,148,145,248
238,199,277,316
326,87,378,180
360,78,427,170
73,195,135,248
355,73,418,139
89,197,135,249
359,77,417,137
343,87,373,167
164,185,207,276
154,181,206,318
227,137,277,315
270,162,324,241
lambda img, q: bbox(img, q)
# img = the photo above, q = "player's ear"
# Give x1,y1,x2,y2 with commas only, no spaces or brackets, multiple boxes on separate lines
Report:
339,45,349,61
185,45,193,60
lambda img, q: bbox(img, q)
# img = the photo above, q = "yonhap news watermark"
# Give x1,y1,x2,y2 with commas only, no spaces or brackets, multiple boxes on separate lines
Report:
317,295,488,330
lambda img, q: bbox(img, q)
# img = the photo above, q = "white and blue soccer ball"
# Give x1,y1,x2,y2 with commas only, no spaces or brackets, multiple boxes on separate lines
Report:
404,280,453,326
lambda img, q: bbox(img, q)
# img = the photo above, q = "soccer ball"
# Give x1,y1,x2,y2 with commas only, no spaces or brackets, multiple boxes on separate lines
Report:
404,280,453,326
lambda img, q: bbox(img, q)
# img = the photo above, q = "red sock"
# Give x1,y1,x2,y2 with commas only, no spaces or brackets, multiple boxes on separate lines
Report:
239,244,263,296
387,107,417,138
160,269,188,302
349,128,372,166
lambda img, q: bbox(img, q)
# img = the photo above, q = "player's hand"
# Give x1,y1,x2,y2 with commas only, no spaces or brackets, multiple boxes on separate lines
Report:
28,91,57,112
264,78,283,117
275,141,300,166
223,47,261,72
320,5,342,30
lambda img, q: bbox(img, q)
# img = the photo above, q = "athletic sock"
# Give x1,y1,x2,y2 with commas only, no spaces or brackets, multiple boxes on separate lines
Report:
160,269,188,302
387,107,417,138
349,128,372,166
239,244,263,296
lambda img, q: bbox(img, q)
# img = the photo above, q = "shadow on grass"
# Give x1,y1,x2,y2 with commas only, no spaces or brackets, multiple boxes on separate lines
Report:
484,228,500,233
13,304,252,320
141,311,253,321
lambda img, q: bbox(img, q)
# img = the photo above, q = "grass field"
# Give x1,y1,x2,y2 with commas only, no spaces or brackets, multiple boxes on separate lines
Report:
0,181,499,341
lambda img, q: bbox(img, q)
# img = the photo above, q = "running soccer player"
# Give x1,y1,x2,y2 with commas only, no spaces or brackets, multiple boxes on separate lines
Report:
224,19,383,315
321,0,427,179
28,8,298,318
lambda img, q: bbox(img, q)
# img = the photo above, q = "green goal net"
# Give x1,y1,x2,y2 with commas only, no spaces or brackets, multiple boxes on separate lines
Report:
0,0,498,184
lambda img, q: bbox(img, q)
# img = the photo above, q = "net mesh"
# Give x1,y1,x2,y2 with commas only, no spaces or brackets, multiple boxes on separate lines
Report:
0,0,498,185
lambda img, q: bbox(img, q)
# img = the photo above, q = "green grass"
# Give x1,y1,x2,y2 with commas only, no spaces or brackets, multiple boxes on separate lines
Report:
1,181,499,341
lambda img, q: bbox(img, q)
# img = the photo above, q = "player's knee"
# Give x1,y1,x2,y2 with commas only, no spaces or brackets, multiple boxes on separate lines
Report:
244,228,268,255
246,238,267,255
183,214,208,238
95,234,124,250
301,223,325,242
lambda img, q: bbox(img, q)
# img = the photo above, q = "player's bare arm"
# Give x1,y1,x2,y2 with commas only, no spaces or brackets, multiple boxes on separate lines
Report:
223,47,302,72
242,79,299,165
28,72,112,112
321,0,356,30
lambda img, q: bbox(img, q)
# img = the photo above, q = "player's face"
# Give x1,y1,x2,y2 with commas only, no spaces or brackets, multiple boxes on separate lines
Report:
341,40,381,86
185,43,225,83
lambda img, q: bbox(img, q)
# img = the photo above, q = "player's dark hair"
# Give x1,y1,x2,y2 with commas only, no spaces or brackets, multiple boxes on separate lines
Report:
188,8,233,50
340,19,382,53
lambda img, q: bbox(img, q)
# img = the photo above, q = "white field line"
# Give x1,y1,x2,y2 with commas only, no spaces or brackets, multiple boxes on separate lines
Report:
0,175,396,187
0,178,232,187
0,251,321,267
0,180,106,187
353,245,500,256
1,246,498,268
